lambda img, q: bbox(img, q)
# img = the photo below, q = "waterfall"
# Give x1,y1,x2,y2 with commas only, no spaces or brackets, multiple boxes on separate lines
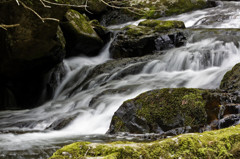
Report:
1,1,240,158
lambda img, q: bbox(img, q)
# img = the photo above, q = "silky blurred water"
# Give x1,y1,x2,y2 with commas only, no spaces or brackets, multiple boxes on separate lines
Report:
1,1,240,158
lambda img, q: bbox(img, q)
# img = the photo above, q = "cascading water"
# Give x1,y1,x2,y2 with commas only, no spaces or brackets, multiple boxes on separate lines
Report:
1,1,240,158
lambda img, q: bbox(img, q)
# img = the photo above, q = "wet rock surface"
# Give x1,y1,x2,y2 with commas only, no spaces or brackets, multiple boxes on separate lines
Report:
110,20,186,58
108,88,240,134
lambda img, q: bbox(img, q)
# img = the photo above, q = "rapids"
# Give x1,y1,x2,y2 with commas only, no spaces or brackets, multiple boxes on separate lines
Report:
1,1,240,158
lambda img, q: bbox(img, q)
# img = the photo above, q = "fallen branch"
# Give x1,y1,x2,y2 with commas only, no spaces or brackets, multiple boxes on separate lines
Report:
39,0,51,8
15,0,20,5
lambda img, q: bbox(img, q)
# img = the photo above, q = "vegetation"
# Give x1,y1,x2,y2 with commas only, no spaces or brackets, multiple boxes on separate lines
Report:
50,124,240,159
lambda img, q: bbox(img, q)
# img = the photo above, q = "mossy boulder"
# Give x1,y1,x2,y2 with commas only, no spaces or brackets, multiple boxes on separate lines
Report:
0,0,67,109
101,0,215,26
61,9,104,57
108,88,240,134
109,20,186,59
50,124,240,159
0,0,67,77
220,63,240,92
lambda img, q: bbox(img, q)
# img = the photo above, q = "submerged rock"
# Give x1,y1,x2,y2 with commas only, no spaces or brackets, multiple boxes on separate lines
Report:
110,20,186,58
61,9,104,57
107,88,240,134
50,124,240,159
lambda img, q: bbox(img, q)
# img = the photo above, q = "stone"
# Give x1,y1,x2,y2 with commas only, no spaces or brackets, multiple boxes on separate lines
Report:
49,124,240,159
109,20,186,59
107,88,240,134
61,9,104,57
0,0,68,109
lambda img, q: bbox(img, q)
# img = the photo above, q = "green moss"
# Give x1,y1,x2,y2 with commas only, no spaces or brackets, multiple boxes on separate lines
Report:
230,143,240,158
139,20,185,30
124,25,152,37
50,142,91,159
124,20,185,37
112,116,127,133
50,124,240,159
66,9,95,35
136,88,207,127
220,63,240,91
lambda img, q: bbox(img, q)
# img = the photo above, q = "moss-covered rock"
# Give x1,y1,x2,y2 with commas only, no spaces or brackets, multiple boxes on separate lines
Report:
50,124,240,159
0,0,67,109
61,9,104,57
108,88,240,134
101,0,215,26
0,0,67,76
109,20,186,59
220,63,240,92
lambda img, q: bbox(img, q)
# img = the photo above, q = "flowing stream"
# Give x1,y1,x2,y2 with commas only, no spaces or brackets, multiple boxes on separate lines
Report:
1,1,240,158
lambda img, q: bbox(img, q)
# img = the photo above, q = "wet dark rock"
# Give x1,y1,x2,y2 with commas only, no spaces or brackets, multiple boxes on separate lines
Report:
67,59,148,97
110,20,186,59
61,10,104,57
107,88,240,134
47,115,77,130
39,63,68,104
0,62,67,110
89,20,112,43
218,114,240,129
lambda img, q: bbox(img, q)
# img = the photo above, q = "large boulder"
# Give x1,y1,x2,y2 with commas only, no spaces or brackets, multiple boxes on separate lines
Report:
0,0,68,109
110,20,186,58
107,88,240,134
0,0,67,78
50,124,240,159
61,9,104,57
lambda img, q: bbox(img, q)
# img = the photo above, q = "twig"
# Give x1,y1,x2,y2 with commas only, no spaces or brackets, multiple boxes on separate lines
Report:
19,0,59,23
99,0,145,15
39,0,51,8
84,147,91,157
15,0,19,5
84,0,93,14
0,24,20,30
42,0,87,8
